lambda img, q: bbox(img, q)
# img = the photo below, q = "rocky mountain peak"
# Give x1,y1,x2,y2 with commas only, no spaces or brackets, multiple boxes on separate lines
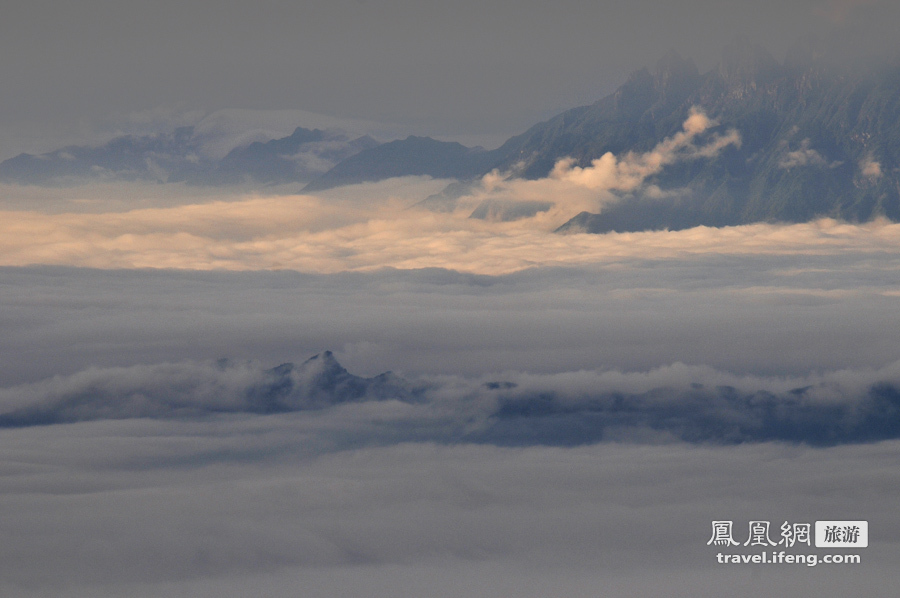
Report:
718,38,782,92
612,67,656,115
653,49,701,104
299,350,348,380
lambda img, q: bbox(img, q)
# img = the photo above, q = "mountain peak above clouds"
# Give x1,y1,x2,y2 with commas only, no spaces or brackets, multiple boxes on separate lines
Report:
247,351,412,411
4,350,900,446
302,135,505,192
398,41,900,232
0,125,378,187
717,38,782,93
0,127,206,185
3,42,900,232
0,351,411,427
652,50,701,106
491,43,900,233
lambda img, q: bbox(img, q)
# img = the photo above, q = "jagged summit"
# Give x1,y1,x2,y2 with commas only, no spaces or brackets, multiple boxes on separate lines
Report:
297,350,350,382
248,351,410,411
0,351,412,427
718,38,782,92
652,50,700,106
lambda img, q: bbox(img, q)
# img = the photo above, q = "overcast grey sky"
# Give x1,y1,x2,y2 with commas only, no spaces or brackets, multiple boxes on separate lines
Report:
3,0,898,158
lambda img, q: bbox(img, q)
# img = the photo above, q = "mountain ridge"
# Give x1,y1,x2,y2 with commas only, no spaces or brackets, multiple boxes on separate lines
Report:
535,43,900,231
4,42,900,232
0,126,379,186
302,135,505,192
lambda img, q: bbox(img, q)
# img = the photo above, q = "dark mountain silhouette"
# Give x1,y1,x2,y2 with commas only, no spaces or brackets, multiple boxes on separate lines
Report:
0,126,378,186
245,351,412,412
2,351,900,446
195,128,379,185
302,136,505,192
0,126,205,184
0,351,412,427
495,42,900,232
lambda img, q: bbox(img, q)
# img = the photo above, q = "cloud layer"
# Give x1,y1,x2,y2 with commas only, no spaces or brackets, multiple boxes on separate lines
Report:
0,416,897,597
5,237,900,388
4,184,900,275
4,350,900,446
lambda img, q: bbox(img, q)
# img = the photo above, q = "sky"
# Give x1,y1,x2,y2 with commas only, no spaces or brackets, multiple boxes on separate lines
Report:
3,0,900,159
3,1,900,596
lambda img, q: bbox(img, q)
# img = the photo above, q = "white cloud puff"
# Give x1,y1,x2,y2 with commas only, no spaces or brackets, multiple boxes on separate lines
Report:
550,108,740,191
778,138,828,169
860,155,883,179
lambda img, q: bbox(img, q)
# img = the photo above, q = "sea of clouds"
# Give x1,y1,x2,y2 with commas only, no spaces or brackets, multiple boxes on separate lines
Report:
1,113,899,595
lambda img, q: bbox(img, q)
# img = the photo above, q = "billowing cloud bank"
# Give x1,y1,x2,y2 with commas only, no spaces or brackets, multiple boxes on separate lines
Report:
3,351,900,446
3,186,900,274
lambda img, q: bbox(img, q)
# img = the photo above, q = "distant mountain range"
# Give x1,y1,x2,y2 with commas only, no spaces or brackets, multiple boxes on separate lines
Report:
309,42,900,231
4,40,900,232
301,135,503,192
0,126,378,186
4,350,900,445
0,351,412,426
